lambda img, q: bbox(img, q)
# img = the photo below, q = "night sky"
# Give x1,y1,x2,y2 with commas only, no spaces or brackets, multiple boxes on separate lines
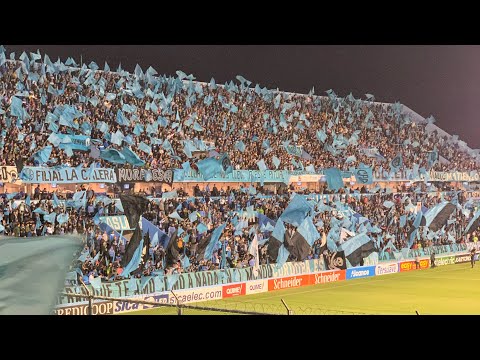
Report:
5,45,479,148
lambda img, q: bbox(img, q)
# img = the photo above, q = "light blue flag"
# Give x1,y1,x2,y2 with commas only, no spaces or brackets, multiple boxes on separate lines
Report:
324,167,344,191
33,146,52,164
150,232,159,247
316,129,327,143
162,190,177,199
90,276,102,290
354,166,373,185
327,229,339,252
53,192,60,207
100,149,126,164
33,208,48,215
204,223,226,260
197,222,208,234
235,141,246,153
413,211,423,228
116,110,130,126
272,156,281,169
193,121,204,131
166,273,180,290
390,153,403,173
257,159,267,171
169,211,183,221
280,194,313,227
97,121,109,133
189,212,198,223
383,201,395,208
181,255,190,269
276,244,290,269
120,147,145,167
138,142,152,154
78,251,90,263
44,212,57,224
110,130,125,146
10,96,24,118
57,213,69,225
93,212,101,225
133,123,144,136
25,195,31,207
196,153,232,181
296,217,320,246
399,215,407,228
108,197,123,214
6,192,18,200
121,239,144,277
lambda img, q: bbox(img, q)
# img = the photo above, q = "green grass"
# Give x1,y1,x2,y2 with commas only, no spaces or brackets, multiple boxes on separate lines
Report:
126,263,480,315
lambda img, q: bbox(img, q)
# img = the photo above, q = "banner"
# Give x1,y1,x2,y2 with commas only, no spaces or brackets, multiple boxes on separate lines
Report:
99,215,131,231
177,169,295,183
429,171,480,182
116,168,174,185
0,166,20,183
309,270,346,285
268,275,310,291
58,276,166,304
58,258,326,305
375,262,398,276
222,283,246,298
169,286,223,305
20,166,117,184
435,255,456,267
54,301,113,315
57,134,91,151
346,266,376,280
399,259,429,272
113,293,169,314
245,279,268,295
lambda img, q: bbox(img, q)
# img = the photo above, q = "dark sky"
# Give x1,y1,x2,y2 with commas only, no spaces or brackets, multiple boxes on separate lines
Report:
5,45,479,148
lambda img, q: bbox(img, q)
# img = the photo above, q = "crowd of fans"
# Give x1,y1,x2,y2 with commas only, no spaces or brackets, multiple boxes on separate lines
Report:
1,47,480,286
0,48,479,175
1,184,479,284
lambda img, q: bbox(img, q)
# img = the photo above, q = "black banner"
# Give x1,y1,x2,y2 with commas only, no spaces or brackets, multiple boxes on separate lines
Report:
119,195,150,267
323,250,347,270
116,168,174,185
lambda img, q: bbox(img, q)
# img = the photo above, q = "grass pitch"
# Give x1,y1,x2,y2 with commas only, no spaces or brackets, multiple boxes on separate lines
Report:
127,263,480,315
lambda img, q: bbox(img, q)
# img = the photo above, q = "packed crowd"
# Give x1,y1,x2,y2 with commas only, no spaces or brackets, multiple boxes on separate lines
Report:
0,47,478,176
1,46,480,286
2,184,479,284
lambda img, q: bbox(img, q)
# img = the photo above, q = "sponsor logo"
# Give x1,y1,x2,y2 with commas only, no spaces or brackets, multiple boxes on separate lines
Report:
419,259,429,269
375,263,398,275
268,275,308,291
114,294,169,314
222,283,246,298
54,301,113,315
169,286,223,305
246,280,268,295
436,256,455,266
346,266,375,280
311,270,346,285
400,261,415,272
455,254,472,264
